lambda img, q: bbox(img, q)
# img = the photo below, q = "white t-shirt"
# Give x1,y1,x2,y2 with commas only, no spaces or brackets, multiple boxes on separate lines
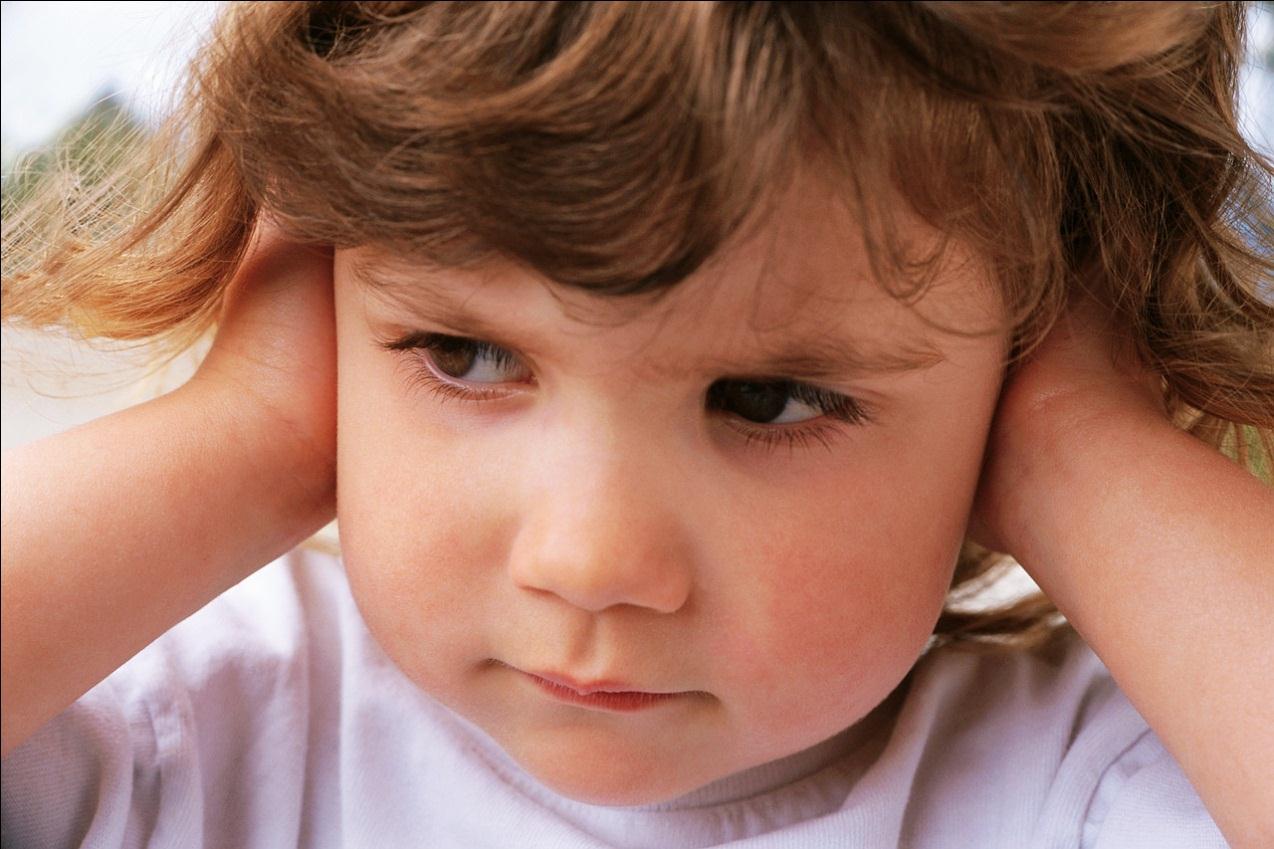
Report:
1,548,1227,849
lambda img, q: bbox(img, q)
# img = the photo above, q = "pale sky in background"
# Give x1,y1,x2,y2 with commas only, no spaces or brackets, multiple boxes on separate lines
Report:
1,1,222,157
1241,5,1274,151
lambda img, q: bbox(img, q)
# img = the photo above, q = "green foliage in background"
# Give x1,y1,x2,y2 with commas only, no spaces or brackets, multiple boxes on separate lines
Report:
1,89,148,220
1225,425,1274,485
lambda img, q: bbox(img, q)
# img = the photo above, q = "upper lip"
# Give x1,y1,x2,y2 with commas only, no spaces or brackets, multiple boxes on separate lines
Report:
527,669,665,696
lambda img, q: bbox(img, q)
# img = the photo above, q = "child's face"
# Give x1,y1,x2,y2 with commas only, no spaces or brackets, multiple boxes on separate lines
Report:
332,172,1008,805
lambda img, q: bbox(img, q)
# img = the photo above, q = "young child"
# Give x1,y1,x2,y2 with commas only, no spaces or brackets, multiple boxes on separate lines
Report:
3,2,1272,847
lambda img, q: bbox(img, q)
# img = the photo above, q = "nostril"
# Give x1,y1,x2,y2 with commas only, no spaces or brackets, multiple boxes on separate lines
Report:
506,458,695,614
506,522,693,615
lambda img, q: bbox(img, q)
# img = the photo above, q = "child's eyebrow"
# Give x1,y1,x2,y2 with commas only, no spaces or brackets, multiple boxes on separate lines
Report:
351,255,519,340
713,341,945,380
351,257,946,378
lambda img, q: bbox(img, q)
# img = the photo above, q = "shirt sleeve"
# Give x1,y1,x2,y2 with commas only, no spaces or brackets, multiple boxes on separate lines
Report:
1,673,204,849
1,550,333,849
1080,730,1229,849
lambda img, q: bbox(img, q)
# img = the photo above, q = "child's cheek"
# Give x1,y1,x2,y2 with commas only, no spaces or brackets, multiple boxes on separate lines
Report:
334,384,522,708
698,455,963,748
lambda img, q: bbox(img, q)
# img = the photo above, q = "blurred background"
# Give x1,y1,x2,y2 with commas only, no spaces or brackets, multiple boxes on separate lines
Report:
2,1,1272,453
2,1,223,449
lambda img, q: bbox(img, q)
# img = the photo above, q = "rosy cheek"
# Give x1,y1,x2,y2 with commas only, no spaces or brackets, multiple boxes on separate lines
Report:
705,475,955,706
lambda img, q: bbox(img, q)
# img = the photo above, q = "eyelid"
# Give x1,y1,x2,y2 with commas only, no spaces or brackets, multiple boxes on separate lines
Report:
381,331,533,399
705,377,873,455
708,377,871,420
383,329,476,353
728,418,847,453
383,331,525,371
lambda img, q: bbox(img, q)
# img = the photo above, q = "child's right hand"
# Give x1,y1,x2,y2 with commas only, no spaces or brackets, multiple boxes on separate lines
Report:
1,221,337,757
188,221,338,536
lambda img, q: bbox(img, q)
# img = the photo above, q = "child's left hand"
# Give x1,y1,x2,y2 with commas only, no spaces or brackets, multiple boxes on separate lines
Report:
970,304,1274,848
970,301,1166,556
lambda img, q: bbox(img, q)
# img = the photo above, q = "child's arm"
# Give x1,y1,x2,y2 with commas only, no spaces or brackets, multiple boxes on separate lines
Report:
975,310,1274,849
0,229,337,758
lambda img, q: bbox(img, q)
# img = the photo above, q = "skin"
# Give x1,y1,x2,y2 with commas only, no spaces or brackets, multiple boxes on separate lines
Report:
333,174,1008,804
2,175,1269,842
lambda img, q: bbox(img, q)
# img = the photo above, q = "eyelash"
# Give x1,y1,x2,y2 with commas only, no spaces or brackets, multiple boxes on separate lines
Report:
715,384,870,453
381,331,873,451
384,331,525,403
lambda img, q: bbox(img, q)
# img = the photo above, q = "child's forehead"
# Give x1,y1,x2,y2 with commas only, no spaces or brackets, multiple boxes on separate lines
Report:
342,166,997,375
353,170,907,311
345,235,956,382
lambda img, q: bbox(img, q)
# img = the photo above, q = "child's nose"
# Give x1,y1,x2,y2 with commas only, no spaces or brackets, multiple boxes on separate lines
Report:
506,448,694,615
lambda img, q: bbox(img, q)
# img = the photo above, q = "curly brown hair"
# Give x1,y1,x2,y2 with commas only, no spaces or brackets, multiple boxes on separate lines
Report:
4,1,1271,649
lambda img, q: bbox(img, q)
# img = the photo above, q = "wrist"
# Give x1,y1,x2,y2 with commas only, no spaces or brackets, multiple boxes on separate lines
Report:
176,378,336,558
1,380,334,757
979,393,1176,564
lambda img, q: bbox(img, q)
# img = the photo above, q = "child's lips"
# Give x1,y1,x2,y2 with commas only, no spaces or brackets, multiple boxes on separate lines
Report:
522,668,691,712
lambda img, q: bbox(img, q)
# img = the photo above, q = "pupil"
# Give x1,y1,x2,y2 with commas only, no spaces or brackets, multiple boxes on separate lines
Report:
720,381,788,423
430,339,476,378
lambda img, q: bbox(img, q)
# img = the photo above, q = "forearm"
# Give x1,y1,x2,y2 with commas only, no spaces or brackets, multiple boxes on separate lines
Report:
0,385,331,757
1005,414,1274,848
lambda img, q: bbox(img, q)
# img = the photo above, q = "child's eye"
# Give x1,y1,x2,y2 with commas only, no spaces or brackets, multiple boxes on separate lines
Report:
383,332,530,396
706,378,871,450
707,379,864,425
419,335,525,383
381,333,870,449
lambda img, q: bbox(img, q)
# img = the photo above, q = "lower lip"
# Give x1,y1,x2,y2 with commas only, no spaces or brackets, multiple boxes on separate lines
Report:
525,674,683,712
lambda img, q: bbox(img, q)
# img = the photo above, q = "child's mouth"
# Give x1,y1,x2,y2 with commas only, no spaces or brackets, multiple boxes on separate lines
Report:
522,669,688,712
